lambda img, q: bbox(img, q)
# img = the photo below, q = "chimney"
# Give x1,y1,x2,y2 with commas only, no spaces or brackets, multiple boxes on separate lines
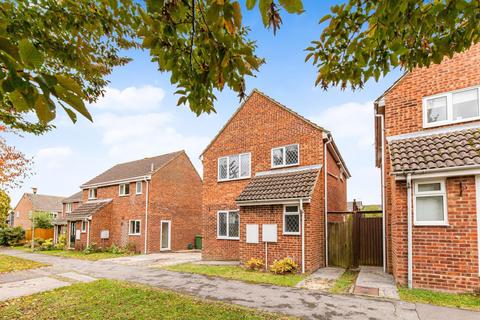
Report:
151,163,154,172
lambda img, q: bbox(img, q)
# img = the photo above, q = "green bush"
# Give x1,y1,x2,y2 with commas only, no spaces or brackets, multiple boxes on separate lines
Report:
54,234,67,250
83,242,99,254
32,211,53,229
269,258,299,275
0,227,25,246
244,258,264,271
40,238,54,251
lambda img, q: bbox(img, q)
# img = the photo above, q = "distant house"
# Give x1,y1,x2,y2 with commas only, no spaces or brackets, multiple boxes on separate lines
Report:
374,44,480,292
12,193,64,230
66,151,202,253
201,90,350,272
347,200,363,212
52,191,83,244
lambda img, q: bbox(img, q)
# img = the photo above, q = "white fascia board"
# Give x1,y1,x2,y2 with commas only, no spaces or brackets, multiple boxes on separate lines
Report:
237,197,311,206
80,175,152,189
395,166,480,180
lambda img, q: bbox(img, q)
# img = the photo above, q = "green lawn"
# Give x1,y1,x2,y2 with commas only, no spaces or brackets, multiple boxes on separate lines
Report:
0,254,47,273
163,263,306,287
0,279,293,320
16,248,132,261
329,269,359,294
398,287,480,311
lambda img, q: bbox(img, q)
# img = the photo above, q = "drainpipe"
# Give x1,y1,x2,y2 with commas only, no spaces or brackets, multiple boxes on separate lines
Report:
324,135,332,267
144,178,149,255
375,113,387,273
407,173,413,288
86,219,90,247
300,198,305,273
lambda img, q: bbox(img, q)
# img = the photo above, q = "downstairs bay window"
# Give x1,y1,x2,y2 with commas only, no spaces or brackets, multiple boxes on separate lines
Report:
217,211,239,239
414,180,448,226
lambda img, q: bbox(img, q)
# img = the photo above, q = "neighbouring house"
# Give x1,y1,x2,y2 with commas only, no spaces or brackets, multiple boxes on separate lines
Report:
66,151,202,253
12,193,64,231
347,200,363,212
201,89,350,272
52,191,83,244
374,44,480,292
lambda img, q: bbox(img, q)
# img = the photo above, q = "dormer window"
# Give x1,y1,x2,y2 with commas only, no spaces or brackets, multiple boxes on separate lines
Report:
423,86,480,127
119,183,130,196
271,144,299,168
218,153,251,181
88,188,97,199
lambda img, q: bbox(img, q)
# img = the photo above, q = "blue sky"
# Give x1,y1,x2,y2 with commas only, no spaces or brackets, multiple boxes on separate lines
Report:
6,1,401,206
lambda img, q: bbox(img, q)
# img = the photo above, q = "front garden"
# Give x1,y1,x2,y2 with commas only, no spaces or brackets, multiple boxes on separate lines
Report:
0,254,47,273
0,279,293,320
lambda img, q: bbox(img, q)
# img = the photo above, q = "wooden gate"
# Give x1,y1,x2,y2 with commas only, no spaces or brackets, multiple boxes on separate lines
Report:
328,211,383,267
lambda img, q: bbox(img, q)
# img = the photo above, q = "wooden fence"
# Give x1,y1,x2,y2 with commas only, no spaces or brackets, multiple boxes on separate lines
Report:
328,211,383,268
25,228,54,241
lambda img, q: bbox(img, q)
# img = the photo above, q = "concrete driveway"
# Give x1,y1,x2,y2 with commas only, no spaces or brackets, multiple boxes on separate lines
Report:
102,251,201,267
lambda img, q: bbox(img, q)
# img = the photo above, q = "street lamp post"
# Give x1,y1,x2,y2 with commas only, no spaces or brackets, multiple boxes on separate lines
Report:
31,187,37,250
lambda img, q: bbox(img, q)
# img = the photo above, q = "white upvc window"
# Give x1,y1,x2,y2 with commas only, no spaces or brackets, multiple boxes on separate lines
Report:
423,86,480,128
65,203,72,213
217,211,240,240
218,153,251,181
88,188,97,199
129,220,141,235
283,205,301,235
271,144,299,168
119,183,130,196
81,220,87,233
136,181,142,194
414,180,448,226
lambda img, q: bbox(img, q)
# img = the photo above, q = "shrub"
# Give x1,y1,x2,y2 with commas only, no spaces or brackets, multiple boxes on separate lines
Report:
40,238,54,251
83,243,99,254
245,258,264,271
269,258,299,275
0,226,25,246
32,211,53,229
54,234,67,250
106,244,127,254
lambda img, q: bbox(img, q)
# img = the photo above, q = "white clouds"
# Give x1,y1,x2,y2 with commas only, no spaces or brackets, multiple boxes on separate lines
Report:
91,85,166,112
35,146,73,169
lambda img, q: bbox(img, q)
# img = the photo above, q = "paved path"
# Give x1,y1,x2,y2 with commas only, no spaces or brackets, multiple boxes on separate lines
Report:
1,249,478,320
355,266,400,299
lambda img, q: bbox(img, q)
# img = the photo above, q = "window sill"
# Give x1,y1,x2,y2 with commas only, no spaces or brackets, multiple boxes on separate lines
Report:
88,198,97,200
217,237,239,240
271,163,299,169
136,193,142,195
283,232,301,236
217,176,250,183
119,194,130,197
423,116,480,129
414,222,449,227
128,234,141,236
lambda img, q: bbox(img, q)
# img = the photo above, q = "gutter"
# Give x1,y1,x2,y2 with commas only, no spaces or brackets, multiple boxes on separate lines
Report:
237,197,311,206
407,173,413,288
375,113,387,273
81,175,152,189
323,133,333,267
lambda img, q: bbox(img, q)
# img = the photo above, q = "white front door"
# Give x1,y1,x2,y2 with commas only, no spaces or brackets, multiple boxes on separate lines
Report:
160,220,171,251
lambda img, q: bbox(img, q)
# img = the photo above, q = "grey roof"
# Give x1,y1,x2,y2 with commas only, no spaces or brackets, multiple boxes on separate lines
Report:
81,151,183,187
52,218,67,226
236,168,320,203
389,128,480,174
66,199,112,221
24,193,64,212
62,191,83,204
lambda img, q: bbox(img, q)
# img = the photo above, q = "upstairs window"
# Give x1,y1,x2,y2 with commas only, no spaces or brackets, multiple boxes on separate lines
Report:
272,144,299,168
119,183,130,196
88,188,97,199
414,180,448,226
65,203,72,213
136,181,142,194
218,153,251,181
423,87,480,127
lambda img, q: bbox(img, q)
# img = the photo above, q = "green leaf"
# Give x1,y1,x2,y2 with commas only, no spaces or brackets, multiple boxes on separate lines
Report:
233,2,242,29
54,85,92,121
34,95,55,123
279,0,303,14
259,0,271,26
8,90,30,112
18,39,44,68
246,0,257,10
60,102,77,123
56,75,84,98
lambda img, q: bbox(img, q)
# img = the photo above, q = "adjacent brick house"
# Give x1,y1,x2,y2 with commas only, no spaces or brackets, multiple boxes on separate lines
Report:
12,193,64,230
374,44,480,292
202,90,350,272
66,151,202,253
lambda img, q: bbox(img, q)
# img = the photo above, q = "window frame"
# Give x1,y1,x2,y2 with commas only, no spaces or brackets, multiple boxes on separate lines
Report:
128,220,141,236
413,179,448,226
119,183,130,196
423,86,480,128
88,188,97,200
283,205,301,235
135,181,142,195
271,144,300,168
217,152,251,182
216,210,240,240
81,220,87,233
65,203,72,213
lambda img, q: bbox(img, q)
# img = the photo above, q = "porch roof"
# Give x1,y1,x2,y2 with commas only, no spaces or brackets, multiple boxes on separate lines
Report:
236,166,321,205
52,218,67,226
66,199,112,221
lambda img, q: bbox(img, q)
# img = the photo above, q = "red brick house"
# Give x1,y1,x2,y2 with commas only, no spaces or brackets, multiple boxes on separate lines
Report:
66,151,202,253
374,44,480,292
52,191,83,244
202,90,350,272
12,193,64,231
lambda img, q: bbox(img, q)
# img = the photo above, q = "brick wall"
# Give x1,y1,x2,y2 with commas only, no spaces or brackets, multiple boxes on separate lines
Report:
12,194,32,230
202,91,346,268
382,44,480,292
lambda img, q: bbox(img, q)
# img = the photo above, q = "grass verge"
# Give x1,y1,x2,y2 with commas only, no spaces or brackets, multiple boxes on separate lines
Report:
398,287,480,311
0,279,294,319
0,254,47,273
163,263,306,287
329,269,359,294
15,247,131,261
